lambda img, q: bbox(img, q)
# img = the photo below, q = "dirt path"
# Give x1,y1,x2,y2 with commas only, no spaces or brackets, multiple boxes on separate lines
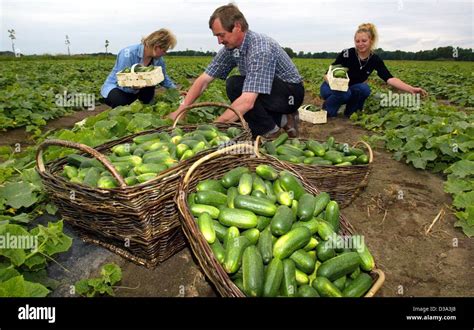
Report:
300,118,473,297
0,105,110,147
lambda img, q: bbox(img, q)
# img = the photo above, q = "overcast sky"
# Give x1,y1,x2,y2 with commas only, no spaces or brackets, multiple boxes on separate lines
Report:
0,0,472,55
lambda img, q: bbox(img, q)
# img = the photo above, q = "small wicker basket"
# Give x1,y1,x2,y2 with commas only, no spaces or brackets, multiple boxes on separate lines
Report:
117,63,164,88
328,65,349,92
298,104,327,124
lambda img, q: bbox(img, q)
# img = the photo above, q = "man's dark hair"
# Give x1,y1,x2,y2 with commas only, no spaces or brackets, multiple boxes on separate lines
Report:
209,3,249,32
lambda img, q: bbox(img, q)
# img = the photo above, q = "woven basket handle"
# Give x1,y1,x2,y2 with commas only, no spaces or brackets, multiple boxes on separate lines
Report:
253,135,265,158
353,141,374,164
365,268,385,297
131,63,140,73
36,139,127,188
172,102,248,130
183,143,255,184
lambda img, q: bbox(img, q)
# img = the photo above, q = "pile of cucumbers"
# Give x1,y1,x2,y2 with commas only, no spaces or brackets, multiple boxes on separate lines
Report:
189,164,376,297
61,125,242,188
260,133,369,166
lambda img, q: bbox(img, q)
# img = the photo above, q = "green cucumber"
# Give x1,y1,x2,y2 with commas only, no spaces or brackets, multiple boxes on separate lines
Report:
242,246,264,297
210,239,225,264
323,150,344,164
255,165,279,181
221,167,250,188
132,132,160,144
295,268,309,285
270,205,295,236
264,181,277,202
226,186,238,208
218,208,258,229
196,179,227,194
82,167,101,187
252,176,266,193
273,227,311,259
281,259,297,297
234,195,277,217
316,239,336,262
317,252,361,281
297,285,320,297
279,173,305,200
273,179,284,195
195,190,228,207
290,249,316,274
272,132,288,147
291,218,319,235
136,173,156,183
190,204,220,219
277,191,293,206
97,176,117,189
256,216,271,231
333,275,347,291
354,236,375,271
342,273,373,297
325,201,340,233
307,140,326,157
276,145,304,157
355,154,369,164
197,212,216,244
303,237,319,251
297,193,316,221
317,219,336,241
242,228,260,245
224,226,240,250
263,258,283,297
312,276,342,297
224,236,252,273
238,173,253,195
257,227,273,264
313,192,331,216
213,220,227,241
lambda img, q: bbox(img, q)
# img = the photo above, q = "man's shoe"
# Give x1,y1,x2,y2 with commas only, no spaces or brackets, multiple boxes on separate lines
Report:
262,127,283,139
282,112,299,138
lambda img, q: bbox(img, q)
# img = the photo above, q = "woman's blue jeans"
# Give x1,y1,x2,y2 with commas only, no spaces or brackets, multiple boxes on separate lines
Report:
320,81,371,117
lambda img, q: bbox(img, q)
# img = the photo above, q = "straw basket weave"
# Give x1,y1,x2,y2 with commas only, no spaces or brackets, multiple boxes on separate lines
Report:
116,64,164,88
256,136,374,208
176,143,385,297
36,102,251,268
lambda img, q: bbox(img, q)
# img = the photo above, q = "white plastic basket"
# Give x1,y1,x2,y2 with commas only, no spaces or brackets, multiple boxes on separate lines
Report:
298,104,327,124
116,63,164,88
328,65,349,92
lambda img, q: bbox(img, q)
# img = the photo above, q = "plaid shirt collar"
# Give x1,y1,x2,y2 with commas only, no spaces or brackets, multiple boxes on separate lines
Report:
228,30,252,59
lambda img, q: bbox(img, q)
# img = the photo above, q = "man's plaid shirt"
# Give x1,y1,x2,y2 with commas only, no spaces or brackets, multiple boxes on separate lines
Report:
205,30,302,94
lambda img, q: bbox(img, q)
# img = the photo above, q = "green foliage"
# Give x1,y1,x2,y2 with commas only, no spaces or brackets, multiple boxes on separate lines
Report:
74,263,122,297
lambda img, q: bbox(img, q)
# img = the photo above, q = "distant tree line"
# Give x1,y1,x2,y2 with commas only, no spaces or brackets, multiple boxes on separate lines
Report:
167,50,217,57
1,46,472,61
283,46,473,61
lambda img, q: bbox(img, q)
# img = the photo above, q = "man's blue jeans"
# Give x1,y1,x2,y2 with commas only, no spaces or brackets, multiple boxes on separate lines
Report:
320,81,371,117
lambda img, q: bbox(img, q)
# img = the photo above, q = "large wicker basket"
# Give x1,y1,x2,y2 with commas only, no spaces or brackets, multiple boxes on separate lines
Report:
256,136,373,208
35,102,251,268
176,143,385,297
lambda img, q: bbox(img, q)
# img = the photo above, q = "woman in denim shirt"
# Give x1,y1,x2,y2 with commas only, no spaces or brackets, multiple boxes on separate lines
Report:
101,29,177,108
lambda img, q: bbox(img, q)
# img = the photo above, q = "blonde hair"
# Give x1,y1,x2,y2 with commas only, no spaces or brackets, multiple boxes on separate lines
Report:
141,28,177,51
355,23,378,52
